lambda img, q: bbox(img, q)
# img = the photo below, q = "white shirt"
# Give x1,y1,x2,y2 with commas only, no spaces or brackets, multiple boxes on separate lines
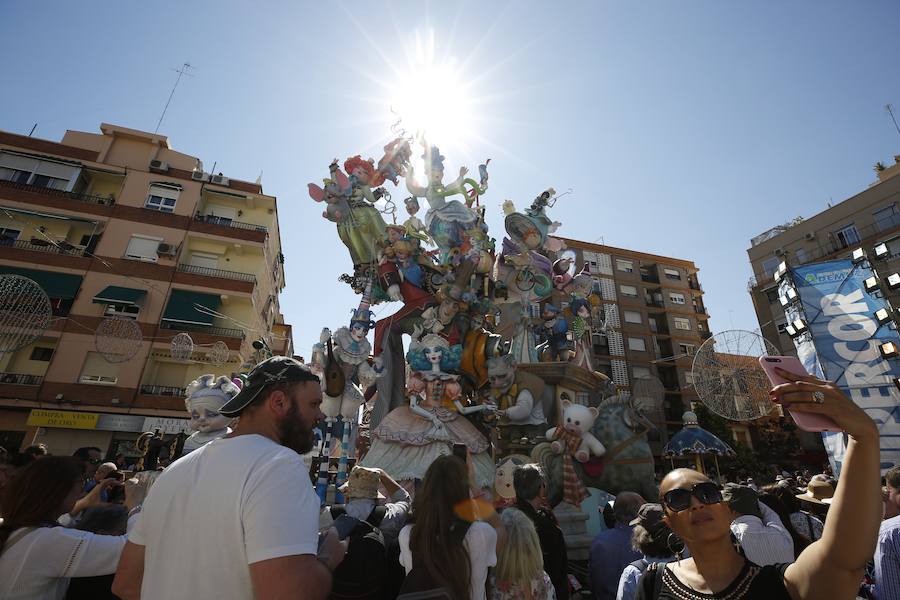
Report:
129,434,320,600
730,501,795,566
0,526,126,600
399,521,497,600
503,388,546,426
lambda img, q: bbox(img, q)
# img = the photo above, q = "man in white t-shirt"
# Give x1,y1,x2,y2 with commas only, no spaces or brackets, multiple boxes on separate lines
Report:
112,357,347,600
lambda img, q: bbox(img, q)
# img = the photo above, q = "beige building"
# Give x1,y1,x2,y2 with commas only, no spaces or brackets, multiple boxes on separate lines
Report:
0,123,293,458
747,158,900,356
554,237,712,452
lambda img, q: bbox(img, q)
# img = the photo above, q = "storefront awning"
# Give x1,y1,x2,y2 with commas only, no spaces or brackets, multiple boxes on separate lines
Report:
161,290,220,326
0,266,83,299
92,286,146,307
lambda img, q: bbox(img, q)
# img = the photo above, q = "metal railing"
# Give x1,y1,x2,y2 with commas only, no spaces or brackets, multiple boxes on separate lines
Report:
0,238,85,256
689,280,702,291
195,213,268,233
694,306,707,315
140,384,184,396
750,214,900,290
0,372,43,385
0,178,115,205
160,320,245,339
176,263,256,283
645,297,665,308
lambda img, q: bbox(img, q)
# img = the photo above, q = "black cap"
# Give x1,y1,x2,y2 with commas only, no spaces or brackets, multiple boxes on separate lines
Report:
219,356,320,417
629,503,665,529
722,483,762,519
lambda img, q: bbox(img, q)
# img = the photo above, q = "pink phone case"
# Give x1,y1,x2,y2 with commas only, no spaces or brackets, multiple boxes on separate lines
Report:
758,356,842,432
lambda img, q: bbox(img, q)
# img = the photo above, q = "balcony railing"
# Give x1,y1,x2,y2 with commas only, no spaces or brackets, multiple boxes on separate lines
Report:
645,297,665,308
176,263,256,283
140,384,184,397
0,238,85,256
689,280,703,291
160,320,245,339
0,372,43,385
750,213,900,290
0,178,115,205
694,306,707,315
195,213,268,233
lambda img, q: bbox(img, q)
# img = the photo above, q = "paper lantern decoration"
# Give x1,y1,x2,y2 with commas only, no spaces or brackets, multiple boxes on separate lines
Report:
170,332,194,361
95,316,143,363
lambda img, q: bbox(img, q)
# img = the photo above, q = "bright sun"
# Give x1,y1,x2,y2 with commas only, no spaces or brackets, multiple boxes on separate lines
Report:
389,30,471,153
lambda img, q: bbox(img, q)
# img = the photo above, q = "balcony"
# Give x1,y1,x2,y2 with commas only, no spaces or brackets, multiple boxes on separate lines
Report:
700,330,713,340
694,306,707,315
195,213,268,233
0,178,114,206
159,320,245,339
645,297,665,309
0,372,43,385
640,270,659,284
176,263,256,283
689,279,702,291
139,384,184,397
191,213,269,244
0,238,85,257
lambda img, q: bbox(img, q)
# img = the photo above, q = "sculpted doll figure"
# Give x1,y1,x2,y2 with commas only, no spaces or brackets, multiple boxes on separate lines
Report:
182,374,239,454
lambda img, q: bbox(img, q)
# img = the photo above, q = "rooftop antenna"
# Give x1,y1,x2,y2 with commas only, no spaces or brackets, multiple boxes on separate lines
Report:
28,124,37,137
155,62,194,134
887,104,900,138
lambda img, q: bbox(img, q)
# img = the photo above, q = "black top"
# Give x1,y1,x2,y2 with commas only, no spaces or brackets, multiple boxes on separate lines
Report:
636,560,792,600
515,500,569,600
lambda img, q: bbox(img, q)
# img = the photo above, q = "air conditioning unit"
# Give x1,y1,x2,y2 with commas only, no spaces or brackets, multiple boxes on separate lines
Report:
191,170,208,181
157,242,177,256
804,232,816,241
211,175,230,186
774,248,785,256
149,159,170,172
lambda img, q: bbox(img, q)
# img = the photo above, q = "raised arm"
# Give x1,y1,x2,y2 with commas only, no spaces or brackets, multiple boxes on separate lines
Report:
775,373,881,600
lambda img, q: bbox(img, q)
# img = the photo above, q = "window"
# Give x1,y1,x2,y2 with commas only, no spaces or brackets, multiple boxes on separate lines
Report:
679,343,696,355
623,310,642,324
628,337,647,352
663,268,681,280
616,259,634,273
776,321,788,335
669,292,686,305
620,285,638,298
31,174,69,190
0,152,79,191
673,317,691,330
79,352,119,385
633,366,652,379
794,247,807,264
145,184,181,213
765,289,779,304
29,347,54,361
761,257,780,278
125,235,162,262
834,224,860,249
0,227,20,245
874,204,899,232
189,252,219,269
104,304,140,319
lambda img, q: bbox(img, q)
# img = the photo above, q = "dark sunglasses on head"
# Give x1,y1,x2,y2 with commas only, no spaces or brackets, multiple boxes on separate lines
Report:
662,481,723,512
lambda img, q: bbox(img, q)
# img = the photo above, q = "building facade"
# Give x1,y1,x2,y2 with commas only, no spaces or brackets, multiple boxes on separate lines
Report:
554,237,712,453
0,123,293,459
747,159,900,356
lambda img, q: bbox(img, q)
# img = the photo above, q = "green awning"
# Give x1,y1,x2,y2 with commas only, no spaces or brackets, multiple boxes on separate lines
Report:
92,286,147,307
162,290,220,326
0,266,82,299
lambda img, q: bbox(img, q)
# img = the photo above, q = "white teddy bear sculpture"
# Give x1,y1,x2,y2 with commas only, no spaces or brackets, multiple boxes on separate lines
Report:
545,399,607,463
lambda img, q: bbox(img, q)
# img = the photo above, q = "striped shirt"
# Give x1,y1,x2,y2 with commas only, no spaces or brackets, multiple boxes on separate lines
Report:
730,501,795,566
875,515,900,600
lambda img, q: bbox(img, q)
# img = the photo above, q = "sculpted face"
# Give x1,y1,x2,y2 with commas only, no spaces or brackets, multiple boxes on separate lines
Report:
350,323,368,342
439,300,459,322
188,396,232,433
488,360,515,392
424,345,444,366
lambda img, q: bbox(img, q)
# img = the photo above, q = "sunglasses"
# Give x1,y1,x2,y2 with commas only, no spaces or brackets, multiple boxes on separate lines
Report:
661,481,723,512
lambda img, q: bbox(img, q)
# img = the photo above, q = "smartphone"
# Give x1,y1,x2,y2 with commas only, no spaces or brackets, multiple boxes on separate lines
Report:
758,356,842,432
332,514,360,540
452,443,468,461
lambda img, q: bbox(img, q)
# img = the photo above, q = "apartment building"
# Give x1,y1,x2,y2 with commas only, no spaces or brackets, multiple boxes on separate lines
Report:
747,158,900,356
0,123,293,458
553,237,711,451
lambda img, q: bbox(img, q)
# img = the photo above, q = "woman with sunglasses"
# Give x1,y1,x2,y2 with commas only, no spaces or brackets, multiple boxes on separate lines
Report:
637,371,881,600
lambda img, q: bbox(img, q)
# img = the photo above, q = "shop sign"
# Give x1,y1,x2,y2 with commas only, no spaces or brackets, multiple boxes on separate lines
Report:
96,414,146,433
142,416,191,434
27,409,100,430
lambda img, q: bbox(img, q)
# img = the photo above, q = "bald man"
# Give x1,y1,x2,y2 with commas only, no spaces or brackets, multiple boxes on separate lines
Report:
588,491,646,600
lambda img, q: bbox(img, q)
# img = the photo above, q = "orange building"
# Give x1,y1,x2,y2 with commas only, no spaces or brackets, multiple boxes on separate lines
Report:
0,123,293,458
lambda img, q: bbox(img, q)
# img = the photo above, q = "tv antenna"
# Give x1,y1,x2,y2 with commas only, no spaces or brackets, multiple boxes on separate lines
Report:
155,62,194,134
887,104,900,138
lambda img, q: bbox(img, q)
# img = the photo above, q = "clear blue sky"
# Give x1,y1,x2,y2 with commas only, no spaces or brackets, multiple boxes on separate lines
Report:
3,1,900,355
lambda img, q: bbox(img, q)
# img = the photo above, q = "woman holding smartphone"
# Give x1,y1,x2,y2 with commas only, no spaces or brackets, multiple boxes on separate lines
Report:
637,370,881,600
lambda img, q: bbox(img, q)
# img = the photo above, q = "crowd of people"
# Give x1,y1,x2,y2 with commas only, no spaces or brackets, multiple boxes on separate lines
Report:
0,358,891,600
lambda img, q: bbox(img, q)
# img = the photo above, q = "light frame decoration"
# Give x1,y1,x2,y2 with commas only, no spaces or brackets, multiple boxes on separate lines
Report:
876,307,892,325
852,247,866,263
874,243,889,260
864,276,880,293
889,273,900,290
880,341,899,359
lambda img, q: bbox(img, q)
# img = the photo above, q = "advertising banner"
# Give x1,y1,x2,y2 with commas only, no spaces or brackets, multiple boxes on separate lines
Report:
27,409,99,430
788,259,900,474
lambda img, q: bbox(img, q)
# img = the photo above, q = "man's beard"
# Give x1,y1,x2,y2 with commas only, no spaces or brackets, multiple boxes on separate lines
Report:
277,401,315,454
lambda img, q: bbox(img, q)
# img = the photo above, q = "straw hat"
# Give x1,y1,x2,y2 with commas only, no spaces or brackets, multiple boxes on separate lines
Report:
795,478,834,505
339,466,385,500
